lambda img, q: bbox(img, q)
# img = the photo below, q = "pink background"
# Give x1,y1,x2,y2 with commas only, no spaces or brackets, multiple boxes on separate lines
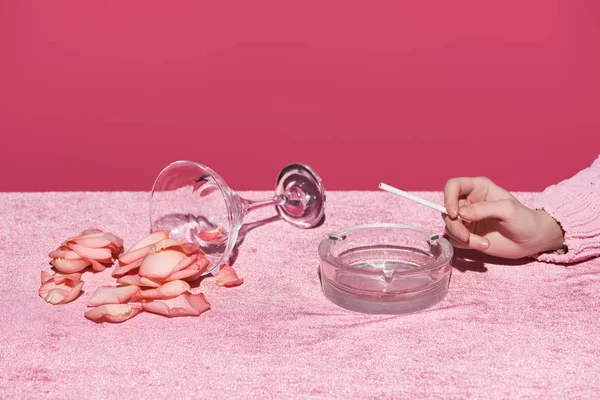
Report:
1,1,599,192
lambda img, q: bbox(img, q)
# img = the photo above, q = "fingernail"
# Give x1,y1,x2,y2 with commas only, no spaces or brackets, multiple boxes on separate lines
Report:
479,240,489,250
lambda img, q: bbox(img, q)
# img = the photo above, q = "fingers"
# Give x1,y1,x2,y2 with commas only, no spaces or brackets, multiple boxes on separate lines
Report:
443,223,490,251
443,213,471,242
444,176,506,218
458,199,519,222
442,176,521,254
444,178,476,219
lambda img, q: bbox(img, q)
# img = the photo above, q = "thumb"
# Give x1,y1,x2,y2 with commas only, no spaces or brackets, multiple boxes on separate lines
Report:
458,199,518,222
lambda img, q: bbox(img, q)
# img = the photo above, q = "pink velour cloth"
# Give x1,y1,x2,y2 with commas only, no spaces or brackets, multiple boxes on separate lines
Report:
1,191,599,399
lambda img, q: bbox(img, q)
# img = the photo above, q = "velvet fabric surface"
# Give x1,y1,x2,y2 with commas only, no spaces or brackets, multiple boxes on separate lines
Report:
1,191,599,399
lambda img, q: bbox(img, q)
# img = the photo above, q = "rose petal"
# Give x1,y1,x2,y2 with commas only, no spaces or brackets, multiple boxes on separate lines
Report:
66,243,112,261
112,258,144,277
131,280,191,301
61,230,102,245
118,244,154,265
88,258,109,273
69,231,123,252
142,293,210,317
85,304,142,323
165,262,204,282
116,274,162,288
88,285,141,307
198,225,222,241
104,236,124,254
51,257,91,273
216,264,244,287
39,277,84,305
139,250,187,279
79,228,103,236
153,238,182,251
126,231,169,253
153,239,202,256
41,271,82,284
41,270,52,284
197,256,210,272
171,254,198,274
179,242,203,255
98,231,124,246
48,248,81,260
70,235,112,248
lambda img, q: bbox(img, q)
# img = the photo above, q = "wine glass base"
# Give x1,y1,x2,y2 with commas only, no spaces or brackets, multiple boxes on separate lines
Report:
275,164,326,229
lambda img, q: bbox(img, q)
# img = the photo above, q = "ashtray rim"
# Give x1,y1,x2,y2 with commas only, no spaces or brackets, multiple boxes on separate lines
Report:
318,223,453,277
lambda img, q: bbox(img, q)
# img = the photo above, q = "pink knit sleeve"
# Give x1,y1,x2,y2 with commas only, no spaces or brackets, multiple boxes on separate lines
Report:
532,155,600,263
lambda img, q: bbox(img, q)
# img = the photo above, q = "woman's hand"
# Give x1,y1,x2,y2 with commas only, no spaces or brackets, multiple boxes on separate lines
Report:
443,177,565,259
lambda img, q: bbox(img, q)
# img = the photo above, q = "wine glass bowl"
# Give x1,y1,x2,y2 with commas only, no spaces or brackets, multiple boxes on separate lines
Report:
150,160,325,274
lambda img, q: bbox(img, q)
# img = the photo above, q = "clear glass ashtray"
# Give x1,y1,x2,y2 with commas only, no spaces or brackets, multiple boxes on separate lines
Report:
318,224,453,314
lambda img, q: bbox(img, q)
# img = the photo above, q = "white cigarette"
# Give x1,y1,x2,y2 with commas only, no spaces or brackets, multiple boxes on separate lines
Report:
378,182,450,216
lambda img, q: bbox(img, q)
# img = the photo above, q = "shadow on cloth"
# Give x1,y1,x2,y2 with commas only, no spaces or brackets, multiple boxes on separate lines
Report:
451,248,534,273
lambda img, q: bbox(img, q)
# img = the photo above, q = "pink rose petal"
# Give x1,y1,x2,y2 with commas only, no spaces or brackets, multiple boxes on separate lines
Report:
85,304,142,323
165,262,203,282
41,271,82,285
216,264,244,287
51,257,91,273
118,244,155,265
41,270,53,284
39,276,84,305
71,231,123,250
67,243,112,261
198,225,222,241
79,228,103,235
154,279,191,297
179,242,203,255
197,256,210,272
170,253,198,274
116,274,162,288
101,232,124,248
88,258,109,273
131,280,190,301
62,230,123,258
48,248,81,260
153,238,182,251
126,231,169,253
139,249,187,279
152,239,202,256
70,235,113,248
112,257,143,277
88,285,141,307
167,270,204,282
142,293,210,317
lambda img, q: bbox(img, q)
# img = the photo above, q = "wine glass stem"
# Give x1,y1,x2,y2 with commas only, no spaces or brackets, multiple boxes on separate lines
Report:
243,195,286,213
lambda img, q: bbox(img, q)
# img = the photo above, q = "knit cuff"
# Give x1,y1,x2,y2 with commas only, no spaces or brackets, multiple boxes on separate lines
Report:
532,159,600,263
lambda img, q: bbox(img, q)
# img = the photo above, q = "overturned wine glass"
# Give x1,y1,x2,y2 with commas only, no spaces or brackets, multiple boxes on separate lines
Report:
149,161,325,274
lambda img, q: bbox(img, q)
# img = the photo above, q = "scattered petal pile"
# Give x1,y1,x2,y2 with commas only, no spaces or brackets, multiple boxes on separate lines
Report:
49,229,123,273
113,231,210,284
39,229,244,323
